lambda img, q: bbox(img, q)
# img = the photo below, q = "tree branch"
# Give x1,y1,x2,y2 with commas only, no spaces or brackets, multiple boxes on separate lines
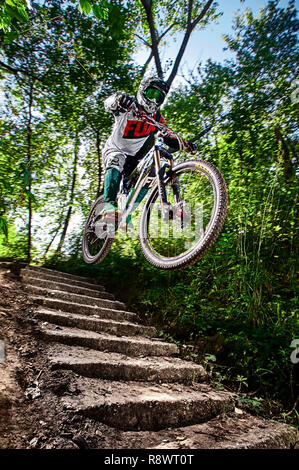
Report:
190,124,213,142
140,22,178,77
167,0,214,88
159,22,179,42
0,60,39,80
140,0,163,78
134,32,151,48
141,50,154,77
191,0,214,29
187,0,193,26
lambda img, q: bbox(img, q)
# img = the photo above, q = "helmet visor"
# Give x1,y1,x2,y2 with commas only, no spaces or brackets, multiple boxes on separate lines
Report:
144,87,165,106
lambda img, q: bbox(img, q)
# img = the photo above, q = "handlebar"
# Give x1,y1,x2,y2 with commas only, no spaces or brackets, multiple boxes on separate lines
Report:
115,97,197,153
131,102,175,134
131,103,189,151
116,96,180,137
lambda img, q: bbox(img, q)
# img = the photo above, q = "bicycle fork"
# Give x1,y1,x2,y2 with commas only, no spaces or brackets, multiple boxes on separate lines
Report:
154,147,185,225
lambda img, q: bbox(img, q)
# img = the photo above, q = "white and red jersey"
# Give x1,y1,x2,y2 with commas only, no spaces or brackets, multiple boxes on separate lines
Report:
103,94,175,159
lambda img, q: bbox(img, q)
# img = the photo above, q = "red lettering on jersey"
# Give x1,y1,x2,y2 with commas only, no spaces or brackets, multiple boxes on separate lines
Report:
123,120,136,137
134,121,143,137
123,120,156,139
123,114,166,139
145,123,156,134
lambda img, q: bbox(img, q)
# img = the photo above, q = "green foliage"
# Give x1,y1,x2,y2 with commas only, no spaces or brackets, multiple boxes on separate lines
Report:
0,215,8,237
77,0,111,20
45,0,297,413
0,0,29,33
78,0,92,15
0,0,298,418
0,0,138,258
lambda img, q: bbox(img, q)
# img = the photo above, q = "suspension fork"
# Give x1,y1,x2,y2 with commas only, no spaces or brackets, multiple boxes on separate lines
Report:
168,161,182,205
154,147,164,204
154,147,173,205
154,147,184,206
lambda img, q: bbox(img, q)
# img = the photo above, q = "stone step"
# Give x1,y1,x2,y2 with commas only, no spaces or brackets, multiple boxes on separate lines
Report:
21,269,105,292
21,268,104,291
25,265,99,284
40,324,179,357
21,274,113,299
36,308,156,338
0,261,15,269
95,413,298,449
60,377,235,431
0,260,27,273
30,296,138,322
149,417,298,449
25,285,125,310
48,344,208,383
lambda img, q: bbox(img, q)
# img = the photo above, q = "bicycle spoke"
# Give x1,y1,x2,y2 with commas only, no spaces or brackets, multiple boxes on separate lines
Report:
146,167,215,259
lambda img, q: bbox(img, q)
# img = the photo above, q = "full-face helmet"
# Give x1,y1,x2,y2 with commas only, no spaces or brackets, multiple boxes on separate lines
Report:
137,76,169,114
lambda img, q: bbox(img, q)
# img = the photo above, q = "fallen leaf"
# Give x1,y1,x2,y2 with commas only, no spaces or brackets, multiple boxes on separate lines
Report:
234,407,243,415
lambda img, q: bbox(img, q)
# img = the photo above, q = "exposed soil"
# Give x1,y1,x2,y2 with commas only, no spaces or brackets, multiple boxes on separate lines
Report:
0,264,297,450
0,265,137,449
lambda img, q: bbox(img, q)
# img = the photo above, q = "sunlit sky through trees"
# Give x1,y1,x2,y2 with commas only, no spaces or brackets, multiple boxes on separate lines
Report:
134,0,297,87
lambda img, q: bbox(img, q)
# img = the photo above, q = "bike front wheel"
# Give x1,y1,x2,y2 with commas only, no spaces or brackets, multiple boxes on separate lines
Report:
139,160,228,270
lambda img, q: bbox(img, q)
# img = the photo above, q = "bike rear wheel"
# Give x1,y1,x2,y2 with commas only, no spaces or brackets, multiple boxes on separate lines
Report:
82,195,115,265
139,160,228,270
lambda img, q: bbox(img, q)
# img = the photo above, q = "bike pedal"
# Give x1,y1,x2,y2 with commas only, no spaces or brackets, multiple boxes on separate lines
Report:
102,209,120,219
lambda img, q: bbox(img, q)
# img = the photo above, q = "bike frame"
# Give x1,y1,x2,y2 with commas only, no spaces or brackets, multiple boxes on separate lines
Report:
114,104,187,228
117,137,174,227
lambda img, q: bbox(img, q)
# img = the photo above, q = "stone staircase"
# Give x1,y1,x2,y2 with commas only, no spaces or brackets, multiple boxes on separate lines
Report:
20,265,297,448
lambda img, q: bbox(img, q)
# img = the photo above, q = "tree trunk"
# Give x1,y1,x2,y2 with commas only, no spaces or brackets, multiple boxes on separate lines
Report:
274,126,292,181
96,130,102,198
139,0,214,86
43,207,66,258
239,137,244,176
26,82,34,263
56,130,79,253
286,138,298,166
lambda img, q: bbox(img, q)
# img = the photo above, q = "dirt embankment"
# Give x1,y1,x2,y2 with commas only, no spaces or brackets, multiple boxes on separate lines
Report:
0,265,41,448
1,264,298,450
0,266,97,449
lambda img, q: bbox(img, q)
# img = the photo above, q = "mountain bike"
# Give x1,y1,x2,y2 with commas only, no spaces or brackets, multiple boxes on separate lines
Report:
82,108,228,270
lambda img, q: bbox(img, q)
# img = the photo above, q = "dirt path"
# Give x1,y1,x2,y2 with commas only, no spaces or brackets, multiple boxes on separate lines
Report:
0,263,297,449
0,265,45,448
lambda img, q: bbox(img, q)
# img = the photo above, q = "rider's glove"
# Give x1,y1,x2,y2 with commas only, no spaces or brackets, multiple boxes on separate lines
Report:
182,140,197,155
118,94,135,110
159,126,171,137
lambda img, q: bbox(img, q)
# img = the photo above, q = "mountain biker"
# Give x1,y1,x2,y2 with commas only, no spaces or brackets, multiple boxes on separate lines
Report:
102,75,197,229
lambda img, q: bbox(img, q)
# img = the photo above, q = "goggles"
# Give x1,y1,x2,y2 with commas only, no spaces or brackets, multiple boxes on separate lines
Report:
144,87,165,105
